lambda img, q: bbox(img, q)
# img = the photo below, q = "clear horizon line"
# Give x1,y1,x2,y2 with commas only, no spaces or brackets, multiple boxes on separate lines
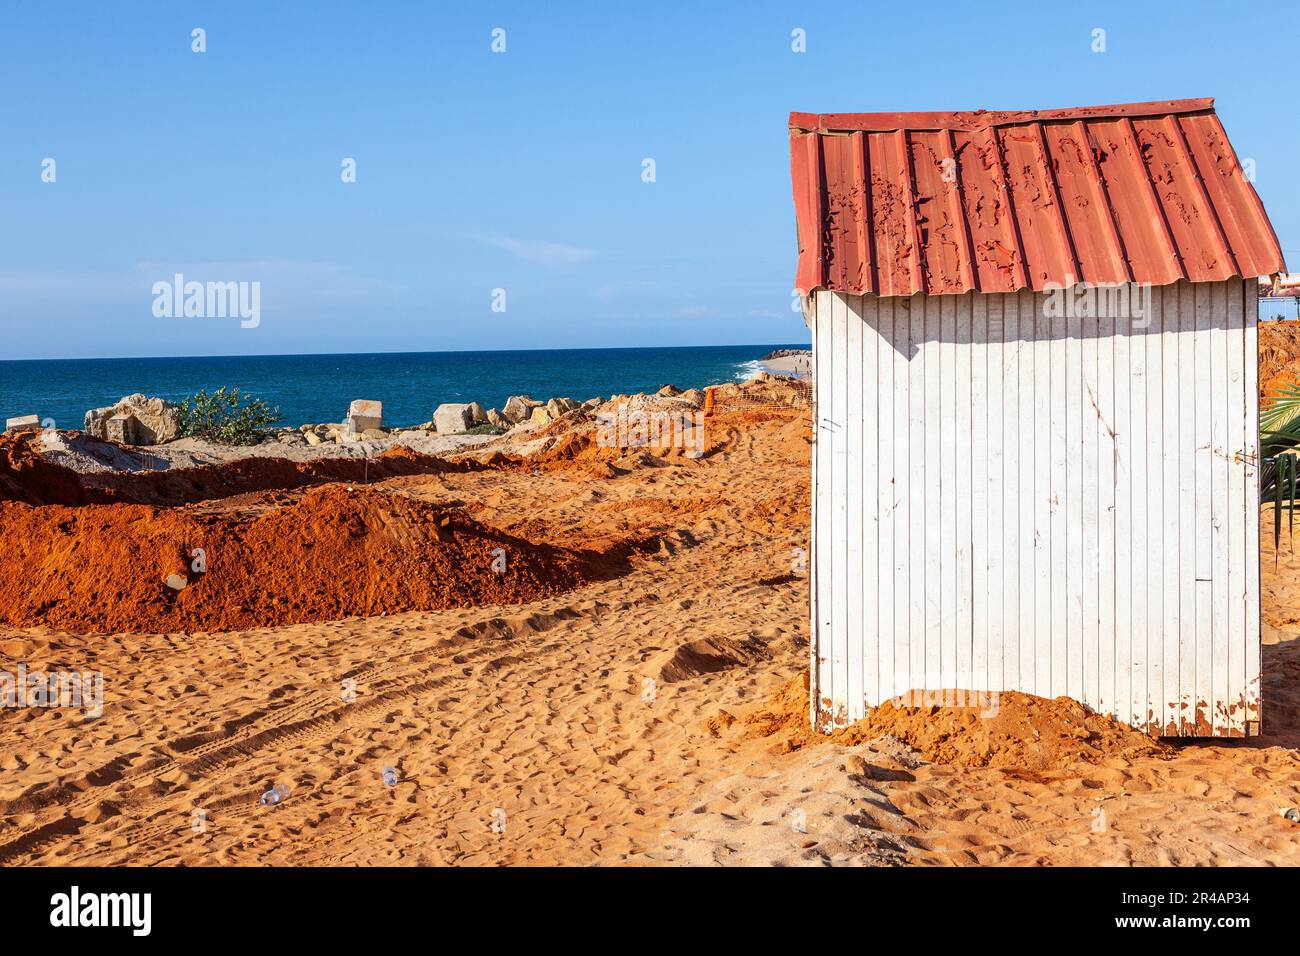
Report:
0,341,812,364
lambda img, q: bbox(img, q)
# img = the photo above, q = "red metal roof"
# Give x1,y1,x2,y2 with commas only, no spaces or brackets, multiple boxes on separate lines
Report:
790,97,1286,298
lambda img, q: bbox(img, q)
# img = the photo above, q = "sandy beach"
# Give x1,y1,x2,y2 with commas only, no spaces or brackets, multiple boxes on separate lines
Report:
1,367,1298,866
759,348,812,377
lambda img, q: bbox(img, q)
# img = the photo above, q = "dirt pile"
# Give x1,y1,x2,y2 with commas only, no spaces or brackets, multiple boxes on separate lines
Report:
722,673,1168,772
0,433,482,508
0,484,622,633
1259,322,1300,400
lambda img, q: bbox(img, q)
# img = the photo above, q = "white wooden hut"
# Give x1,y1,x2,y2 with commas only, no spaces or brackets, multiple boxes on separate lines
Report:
789,98,1287,736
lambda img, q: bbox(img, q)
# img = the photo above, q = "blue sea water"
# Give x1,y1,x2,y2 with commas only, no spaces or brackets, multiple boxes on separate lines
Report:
0,344,808,431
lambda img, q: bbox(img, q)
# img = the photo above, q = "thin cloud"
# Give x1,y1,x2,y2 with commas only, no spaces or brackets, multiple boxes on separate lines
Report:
477,236,598,266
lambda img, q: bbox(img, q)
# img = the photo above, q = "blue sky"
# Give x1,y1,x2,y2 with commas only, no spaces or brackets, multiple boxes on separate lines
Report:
0,0,1295,359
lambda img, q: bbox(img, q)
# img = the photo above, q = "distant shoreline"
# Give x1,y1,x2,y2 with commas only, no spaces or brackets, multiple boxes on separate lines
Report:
759,348,812,378
1,343,811,432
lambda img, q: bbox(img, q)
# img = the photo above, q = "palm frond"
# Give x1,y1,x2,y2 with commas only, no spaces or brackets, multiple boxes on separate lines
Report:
1261,382,1300,432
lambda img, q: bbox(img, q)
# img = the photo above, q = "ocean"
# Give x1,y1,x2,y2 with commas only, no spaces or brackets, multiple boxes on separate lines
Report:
0,344,808,431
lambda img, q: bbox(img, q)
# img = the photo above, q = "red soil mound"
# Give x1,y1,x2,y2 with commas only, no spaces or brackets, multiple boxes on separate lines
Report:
0,484,621,633
1259,322,1300,400
726,673,1167,772
0,433,482,508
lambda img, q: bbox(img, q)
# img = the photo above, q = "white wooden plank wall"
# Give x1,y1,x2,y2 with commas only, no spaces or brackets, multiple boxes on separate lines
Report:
809,278,1260,736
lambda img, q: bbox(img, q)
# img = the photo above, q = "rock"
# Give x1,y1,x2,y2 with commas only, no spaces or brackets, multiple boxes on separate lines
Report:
84,394,179,445
360,428,386,440
529,405,553,426
486,408,507,427
433,403,474,435
347,399,383,435
5,414,40,433
304,430,322,446
546,397,579,419
680,388,705,408
466,402,488,425
164,573,187,591
581,397,603,410
658,384,682,397
502,395,542,424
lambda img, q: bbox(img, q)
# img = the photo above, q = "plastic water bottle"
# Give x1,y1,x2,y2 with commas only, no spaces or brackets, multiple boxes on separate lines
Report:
260,783,290,806
382,767,398,787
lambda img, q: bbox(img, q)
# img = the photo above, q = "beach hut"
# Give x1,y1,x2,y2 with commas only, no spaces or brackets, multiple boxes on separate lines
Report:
789,98,1287,737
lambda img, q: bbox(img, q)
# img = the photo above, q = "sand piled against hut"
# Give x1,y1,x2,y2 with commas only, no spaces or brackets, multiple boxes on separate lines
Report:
718,672,1168,772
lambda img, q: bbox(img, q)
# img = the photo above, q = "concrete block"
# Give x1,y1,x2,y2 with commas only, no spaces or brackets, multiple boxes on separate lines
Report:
5,415,40,433
347,399,383,434
433,403,473,435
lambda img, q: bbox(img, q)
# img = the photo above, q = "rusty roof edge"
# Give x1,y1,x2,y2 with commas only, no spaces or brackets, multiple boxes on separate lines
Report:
789,97,1216,133
1207,111,1290,276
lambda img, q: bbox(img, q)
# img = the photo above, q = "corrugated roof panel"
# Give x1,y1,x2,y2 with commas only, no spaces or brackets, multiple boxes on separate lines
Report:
1002,125,1076,289
908,130,970,294
1089,117,1185,287
1134,115,1229,279
869,129,920,297
953,127,1026,291
821,133,866,293
1041,122,1131,283
790,98,1286,297
1181,112,1282,274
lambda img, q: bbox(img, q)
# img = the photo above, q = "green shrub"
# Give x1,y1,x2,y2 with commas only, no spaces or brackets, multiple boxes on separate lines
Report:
465,422,508,436
177,387,281,445
1261,384,1300,554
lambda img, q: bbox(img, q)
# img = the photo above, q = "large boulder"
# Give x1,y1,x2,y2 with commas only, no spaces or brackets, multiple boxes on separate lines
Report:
486,407,508,428
84,394,180,445
501,395,542,424
433,403,474,435
466,402,488,425
347,399,383,435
